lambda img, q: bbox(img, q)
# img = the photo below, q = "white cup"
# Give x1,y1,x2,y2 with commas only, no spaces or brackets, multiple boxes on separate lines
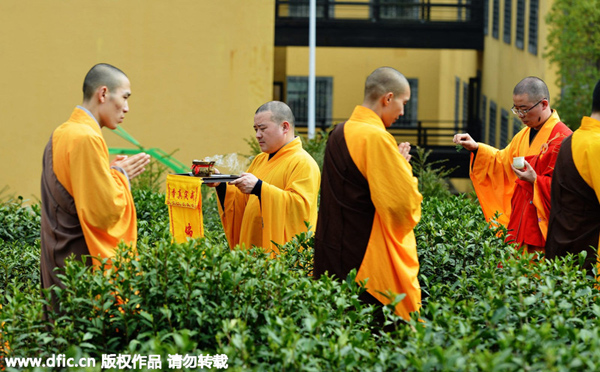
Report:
513,156,525,170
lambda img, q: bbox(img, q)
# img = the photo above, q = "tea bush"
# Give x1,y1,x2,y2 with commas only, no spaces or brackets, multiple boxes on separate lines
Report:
3,185,600,371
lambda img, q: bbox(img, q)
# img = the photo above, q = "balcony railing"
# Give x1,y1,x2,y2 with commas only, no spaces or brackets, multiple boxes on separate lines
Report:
276,0,483,24
275,0,484,49
295,118,468,148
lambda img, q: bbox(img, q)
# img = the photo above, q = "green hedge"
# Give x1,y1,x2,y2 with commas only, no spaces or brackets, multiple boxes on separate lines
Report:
2,189,600,371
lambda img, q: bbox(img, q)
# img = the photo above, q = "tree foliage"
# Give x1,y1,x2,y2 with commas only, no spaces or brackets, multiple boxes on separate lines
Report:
546,0,600,128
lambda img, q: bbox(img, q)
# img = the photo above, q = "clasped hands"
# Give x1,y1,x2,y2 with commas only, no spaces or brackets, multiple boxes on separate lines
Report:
111,153,151,179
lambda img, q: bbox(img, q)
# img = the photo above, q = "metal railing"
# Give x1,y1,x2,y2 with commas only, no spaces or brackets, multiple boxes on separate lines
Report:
295,118,468,148
276,0,482,23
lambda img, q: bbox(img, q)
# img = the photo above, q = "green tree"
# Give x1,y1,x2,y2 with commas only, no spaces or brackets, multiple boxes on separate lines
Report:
546,0,600,129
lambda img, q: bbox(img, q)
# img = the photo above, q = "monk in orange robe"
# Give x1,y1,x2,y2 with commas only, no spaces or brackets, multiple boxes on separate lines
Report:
209,101,320,256
546,79,600,272
454,77,572,252
314,67,422,321
40,64,150,312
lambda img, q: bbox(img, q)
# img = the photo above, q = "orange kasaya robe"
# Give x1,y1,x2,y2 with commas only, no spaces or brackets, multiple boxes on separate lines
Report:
40,107,138,310
218,137,320,256
571,117,600,244
314,105,423,321
546,116,600,271
470,110,572,249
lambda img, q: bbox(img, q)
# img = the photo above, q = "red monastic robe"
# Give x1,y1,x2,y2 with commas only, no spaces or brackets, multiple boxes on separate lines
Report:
470,110,572,250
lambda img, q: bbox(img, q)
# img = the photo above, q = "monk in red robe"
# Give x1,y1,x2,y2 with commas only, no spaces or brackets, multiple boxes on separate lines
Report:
454,77,572,253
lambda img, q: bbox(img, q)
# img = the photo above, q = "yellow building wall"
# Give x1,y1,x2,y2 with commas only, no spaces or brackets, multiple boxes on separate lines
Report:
481,0,558,145
0,0,274,200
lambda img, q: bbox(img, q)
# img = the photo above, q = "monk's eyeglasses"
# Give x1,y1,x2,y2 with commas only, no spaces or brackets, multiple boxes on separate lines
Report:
511,98,546,116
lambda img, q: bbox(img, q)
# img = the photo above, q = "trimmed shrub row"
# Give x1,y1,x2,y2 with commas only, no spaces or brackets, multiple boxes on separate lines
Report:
2,188,600,371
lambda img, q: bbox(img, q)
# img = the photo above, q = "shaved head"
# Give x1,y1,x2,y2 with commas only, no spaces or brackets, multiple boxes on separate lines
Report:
82,63,128,101
364,67,409,104
513,76,550,103
255,101,295,128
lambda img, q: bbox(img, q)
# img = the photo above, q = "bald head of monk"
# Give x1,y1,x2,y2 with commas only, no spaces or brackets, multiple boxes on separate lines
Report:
512,76,552,130
254,101,296,154
81,63,131,130
362,67,411,127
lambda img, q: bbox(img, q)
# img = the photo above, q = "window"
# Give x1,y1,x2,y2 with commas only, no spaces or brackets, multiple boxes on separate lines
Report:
289,0,333,18
528,0,538,55
378,0,420,21
481,95,487,142
513,117,522,137
463,81,469,129
455,77,461,130
392,78,419,127
484,0,489,35
500,109,509,147
503,0,512,44
492,0,500,39
489,101,497,146
515,0,525,49
286,76,333,128
465,0,472,21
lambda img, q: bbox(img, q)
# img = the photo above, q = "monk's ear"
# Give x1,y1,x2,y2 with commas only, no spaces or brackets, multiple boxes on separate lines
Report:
382,92,394,107
281,121,291,134
97,86,109,103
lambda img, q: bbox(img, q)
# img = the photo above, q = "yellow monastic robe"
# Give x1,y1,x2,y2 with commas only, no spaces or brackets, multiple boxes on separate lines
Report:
572,116,600,250
470,110,565,236
218,137,320,255
344,106,422,320
51,107,137,265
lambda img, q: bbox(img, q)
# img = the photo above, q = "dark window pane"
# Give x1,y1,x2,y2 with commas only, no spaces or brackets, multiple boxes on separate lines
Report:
500,108,509,147
484,0,489,35
289,0,333,18
455,77,461,130
481,95,487,142
378,0,420,20
515,0,525,49
286,76,333,128
503,0,511,44
528,0,538,55
492,0,500,39
392,78,418,127
489,101,497,146
463,81,469,129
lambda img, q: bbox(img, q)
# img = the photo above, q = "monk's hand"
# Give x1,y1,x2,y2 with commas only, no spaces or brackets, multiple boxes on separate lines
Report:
204,168,222,188
511,160,537,183
453,133,479,152
113,152,151,179
398,142,412,162
231,172,258,194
